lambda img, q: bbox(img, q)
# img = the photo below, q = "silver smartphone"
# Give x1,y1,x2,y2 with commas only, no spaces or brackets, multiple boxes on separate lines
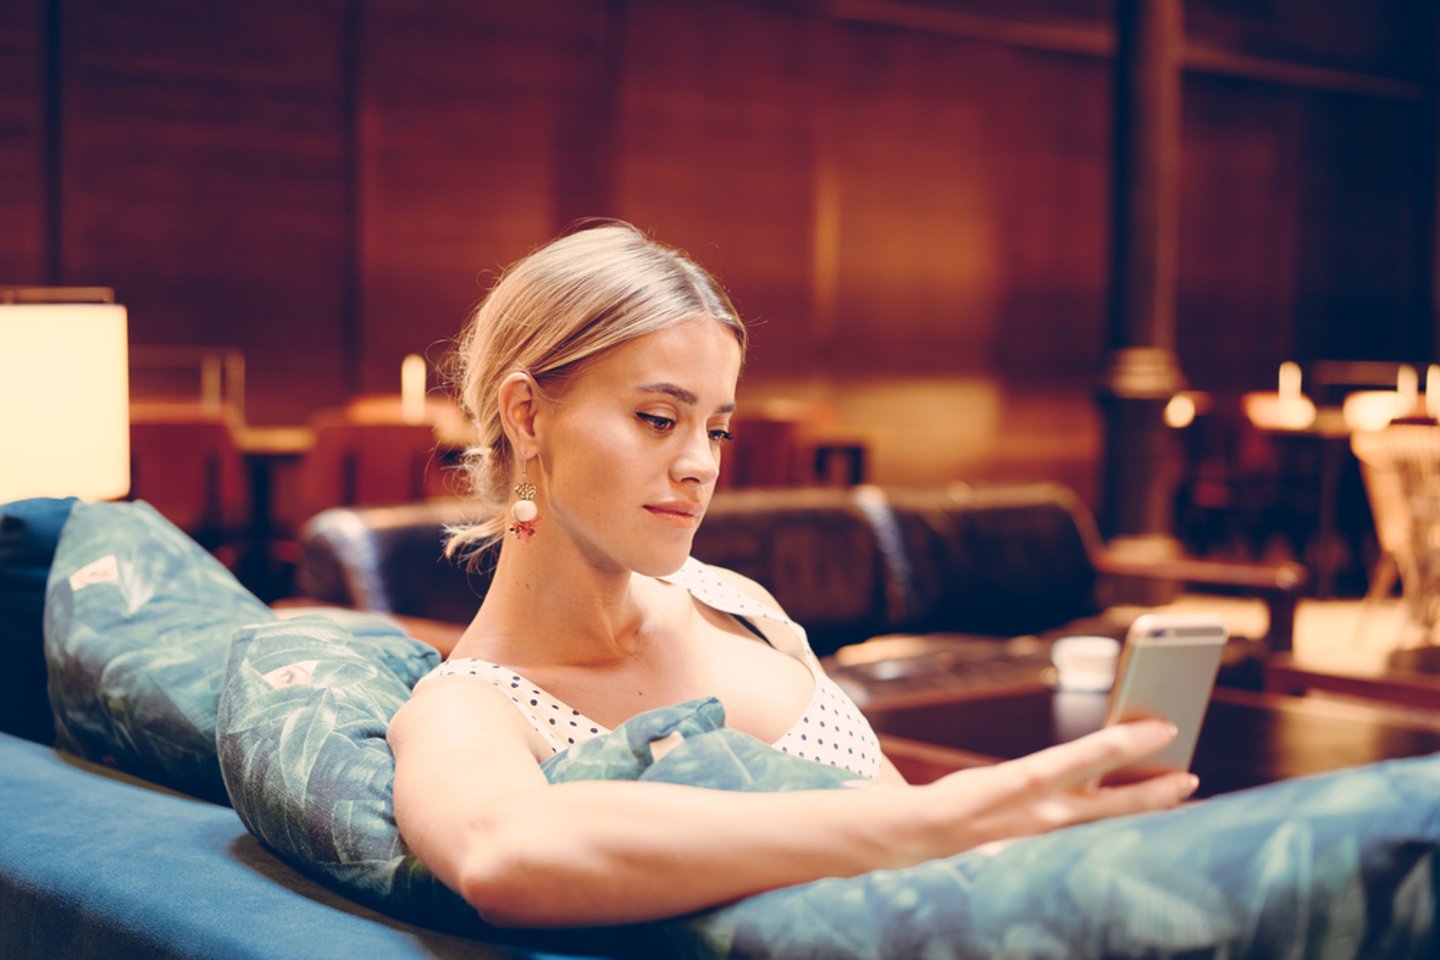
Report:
1103,613,1227,775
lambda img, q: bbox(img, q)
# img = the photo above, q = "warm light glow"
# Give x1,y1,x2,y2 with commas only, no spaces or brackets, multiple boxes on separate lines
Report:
200,354,223,413
1343,391,1402,432
401,353,426,424
1164,393,1196,429
1397,365,1418,406
1278,361,1302,400
1428,365,1439,421
0,304,130,501
1244,392,1316,430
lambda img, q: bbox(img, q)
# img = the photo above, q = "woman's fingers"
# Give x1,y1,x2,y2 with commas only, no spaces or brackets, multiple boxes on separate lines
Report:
1069,770,1199,822
1004,718,1178,788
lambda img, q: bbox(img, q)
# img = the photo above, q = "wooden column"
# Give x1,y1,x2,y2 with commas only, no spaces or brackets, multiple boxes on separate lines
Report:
1098,0,1185,544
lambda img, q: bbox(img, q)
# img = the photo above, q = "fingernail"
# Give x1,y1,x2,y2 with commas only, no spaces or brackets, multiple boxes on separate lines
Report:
1184,774,1200,797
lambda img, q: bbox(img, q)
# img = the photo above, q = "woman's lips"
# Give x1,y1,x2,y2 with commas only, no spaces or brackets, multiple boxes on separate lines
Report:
644,505,701,528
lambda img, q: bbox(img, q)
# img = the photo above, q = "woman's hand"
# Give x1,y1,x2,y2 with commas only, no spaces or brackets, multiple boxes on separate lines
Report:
916,719,1197,856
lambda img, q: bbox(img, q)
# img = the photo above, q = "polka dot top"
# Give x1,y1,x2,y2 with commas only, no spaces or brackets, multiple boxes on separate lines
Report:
419,557,884,780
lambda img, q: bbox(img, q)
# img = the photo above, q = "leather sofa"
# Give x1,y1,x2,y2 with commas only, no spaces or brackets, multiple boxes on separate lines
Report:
296,483,1306,701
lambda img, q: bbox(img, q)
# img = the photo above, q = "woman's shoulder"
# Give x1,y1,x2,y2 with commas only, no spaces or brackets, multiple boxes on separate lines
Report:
391,665,557,763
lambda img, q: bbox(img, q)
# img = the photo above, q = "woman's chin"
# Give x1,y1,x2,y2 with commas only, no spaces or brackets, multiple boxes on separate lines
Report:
631,540,695,579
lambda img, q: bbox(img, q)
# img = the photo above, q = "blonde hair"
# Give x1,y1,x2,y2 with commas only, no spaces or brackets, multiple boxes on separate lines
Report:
446,222,746,556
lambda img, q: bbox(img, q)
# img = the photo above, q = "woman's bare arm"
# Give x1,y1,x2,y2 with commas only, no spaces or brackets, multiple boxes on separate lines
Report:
389,678,1194,928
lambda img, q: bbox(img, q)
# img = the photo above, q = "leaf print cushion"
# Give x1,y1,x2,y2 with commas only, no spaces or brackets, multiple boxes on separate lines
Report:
43,500,278,803
216,609,1440,959
216,615,638,956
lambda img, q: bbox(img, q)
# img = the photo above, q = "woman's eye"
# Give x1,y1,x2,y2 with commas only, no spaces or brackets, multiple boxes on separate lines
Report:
637,413,675,432
709,429,734,444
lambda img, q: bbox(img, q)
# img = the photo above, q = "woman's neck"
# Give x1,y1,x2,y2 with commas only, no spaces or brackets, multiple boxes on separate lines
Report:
456,535,677,669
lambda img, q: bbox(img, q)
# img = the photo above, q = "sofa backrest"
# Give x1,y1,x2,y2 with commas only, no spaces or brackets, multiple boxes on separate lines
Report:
880,484,1103,638
689,488,895,656
298,500,495,626
297,483,1104,657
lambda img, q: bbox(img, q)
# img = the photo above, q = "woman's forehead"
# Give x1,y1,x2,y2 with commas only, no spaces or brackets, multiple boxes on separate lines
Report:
581,322,742,397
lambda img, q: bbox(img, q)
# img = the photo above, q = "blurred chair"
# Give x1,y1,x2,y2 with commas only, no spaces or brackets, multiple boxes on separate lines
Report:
719,414,807,488
129,346,245,418
298,411,442,518
1352,424,1440,643
128,403,249,556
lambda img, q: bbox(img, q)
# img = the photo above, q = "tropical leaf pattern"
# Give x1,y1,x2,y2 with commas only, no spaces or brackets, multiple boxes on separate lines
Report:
67,503,1430,957
41,500,428,805
42,500,275,802
216,607,1440,959
672,757,1440,959
216,615,638,958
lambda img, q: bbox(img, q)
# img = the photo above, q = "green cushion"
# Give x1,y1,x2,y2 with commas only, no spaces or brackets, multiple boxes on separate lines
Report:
216,616,637,956
214,613,846,949
41,500,419,806
44,501,276,803
216,612,1440,959
543,695,854,792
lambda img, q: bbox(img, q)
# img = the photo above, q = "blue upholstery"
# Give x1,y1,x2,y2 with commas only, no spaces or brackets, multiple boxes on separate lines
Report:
18,499,1440,958
0,497,76,744
0,731,601,960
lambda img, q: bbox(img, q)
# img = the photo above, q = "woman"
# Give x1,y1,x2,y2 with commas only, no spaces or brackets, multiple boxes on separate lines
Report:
387,223,1196,928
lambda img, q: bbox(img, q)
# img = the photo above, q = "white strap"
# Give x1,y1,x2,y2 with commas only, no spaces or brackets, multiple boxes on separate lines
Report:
661,557,812,659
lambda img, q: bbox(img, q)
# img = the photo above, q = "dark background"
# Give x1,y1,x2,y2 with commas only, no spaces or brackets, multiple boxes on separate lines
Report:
2,0,1434,503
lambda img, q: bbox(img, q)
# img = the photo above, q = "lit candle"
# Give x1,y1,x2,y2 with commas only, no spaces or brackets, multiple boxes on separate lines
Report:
401,353,426,424
1397,364,1418,411
1278,361,1301,401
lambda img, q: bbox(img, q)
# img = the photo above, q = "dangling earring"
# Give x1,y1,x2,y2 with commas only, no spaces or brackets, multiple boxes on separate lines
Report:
508,458,539,544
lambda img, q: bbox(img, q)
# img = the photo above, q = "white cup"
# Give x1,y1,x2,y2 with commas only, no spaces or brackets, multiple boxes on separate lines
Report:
1050,635,1120,692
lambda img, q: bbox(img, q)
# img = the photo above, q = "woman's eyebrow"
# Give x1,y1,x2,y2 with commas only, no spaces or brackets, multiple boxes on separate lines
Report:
634,382,736,414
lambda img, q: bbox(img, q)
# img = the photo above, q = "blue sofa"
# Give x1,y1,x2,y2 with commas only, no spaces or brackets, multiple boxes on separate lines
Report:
9,495,1439,960
0,730,541,960
0,497,608,960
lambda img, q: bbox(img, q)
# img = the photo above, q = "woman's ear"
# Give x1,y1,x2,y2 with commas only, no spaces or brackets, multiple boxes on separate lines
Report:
497,371,541,458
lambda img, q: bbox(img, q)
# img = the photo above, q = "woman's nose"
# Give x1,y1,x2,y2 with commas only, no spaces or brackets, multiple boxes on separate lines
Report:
672,426,720,486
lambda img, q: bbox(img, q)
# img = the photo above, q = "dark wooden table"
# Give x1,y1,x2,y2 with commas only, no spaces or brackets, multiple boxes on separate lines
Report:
866,682,1440,796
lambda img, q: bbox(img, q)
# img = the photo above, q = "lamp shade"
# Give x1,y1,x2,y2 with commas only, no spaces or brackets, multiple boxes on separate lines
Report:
0,303,130,501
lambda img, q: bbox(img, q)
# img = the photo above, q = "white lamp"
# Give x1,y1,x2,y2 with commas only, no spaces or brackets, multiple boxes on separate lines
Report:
0,302,131,501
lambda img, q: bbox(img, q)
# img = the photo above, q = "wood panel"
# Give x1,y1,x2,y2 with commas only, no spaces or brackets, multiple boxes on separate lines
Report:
827,20,1013,375
0,0,46,282
992,47,1111,382
1291,89,1429,363
59,0,351,424
1187,0,1433,82
1180,78,1428,391
0,0,1428,477
357,0,614,396
616,0,816,377
1177,74,1298,390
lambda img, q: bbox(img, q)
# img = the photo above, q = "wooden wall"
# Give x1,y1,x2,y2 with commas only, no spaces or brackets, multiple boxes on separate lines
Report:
3,0,1435,496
